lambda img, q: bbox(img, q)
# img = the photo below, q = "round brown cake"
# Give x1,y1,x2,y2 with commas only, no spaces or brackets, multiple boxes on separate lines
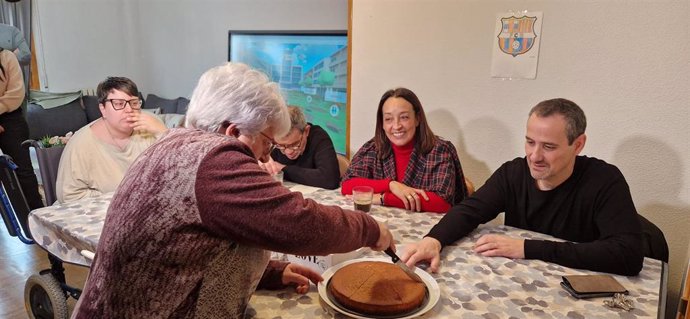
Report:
328,261,426,316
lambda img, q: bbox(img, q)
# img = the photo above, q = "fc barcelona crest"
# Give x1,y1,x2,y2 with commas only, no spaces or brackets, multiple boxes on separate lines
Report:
498,16,538,57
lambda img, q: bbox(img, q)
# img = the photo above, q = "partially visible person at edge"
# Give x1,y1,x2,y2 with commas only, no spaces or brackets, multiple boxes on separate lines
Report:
260,105,340,189
0,23,31,66
72,62,394,318
0,48,42,210
402,98,644,276
56,77,167,204
341,87,468,213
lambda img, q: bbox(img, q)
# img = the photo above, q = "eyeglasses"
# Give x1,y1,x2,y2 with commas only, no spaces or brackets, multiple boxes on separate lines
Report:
259,131,277,152
275,132,305,152
105,98,142,110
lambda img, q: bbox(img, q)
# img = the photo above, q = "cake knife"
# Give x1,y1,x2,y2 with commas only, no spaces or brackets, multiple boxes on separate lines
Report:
384,248,424,283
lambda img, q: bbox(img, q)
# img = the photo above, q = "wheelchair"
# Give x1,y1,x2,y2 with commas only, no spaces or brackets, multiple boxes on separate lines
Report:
1,143,82,319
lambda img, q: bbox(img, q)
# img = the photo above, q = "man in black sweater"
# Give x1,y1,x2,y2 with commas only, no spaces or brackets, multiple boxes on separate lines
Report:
261,106,341,189
402,98,644,276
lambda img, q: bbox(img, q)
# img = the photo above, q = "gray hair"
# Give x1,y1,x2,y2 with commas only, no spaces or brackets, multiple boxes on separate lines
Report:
185,62,290,137
287,105,308,132
528,98,587,145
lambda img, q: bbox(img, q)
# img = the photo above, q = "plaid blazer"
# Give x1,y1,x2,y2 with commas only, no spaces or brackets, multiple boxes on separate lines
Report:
343,138,468,205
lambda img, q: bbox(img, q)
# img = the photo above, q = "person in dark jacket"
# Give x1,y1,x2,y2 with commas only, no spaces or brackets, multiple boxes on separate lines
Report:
402,98,645,276
262,106,340,189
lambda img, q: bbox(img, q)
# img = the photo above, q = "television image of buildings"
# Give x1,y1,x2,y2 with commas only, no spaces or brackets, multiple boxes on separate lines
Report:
230,33,349,154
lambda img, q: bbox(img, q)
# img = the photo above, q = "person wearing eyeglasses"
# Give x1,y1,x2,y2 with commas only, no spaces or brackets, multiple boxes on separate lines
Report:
56,77,167,203
73,62,394,318
260,106,340,189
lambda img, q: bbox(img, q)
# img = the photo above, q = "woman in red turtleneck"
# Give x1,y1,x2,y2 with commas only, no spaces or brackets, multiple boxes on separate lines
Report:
341,88,468,213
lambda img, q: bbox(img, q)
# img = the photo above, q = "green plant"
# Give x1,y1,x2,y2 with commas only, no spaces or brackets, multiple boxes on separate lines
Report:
39,132,73,148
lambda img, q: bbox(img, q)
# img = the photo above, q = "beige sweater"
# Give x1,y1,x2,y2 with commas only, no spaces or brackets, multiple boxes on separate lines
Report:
0,50,24,115
56,121,157,203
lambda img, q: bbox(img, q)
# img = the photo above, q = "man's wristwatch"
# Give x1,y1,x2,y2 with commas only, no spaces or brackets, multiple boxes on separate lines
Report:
380,192,385,205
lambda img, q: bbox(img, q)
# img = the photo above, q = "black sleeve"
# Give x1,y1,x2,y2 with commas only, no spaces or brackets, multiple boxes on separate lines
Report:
426,165,508,247
282,128,341,189
524,173,644,276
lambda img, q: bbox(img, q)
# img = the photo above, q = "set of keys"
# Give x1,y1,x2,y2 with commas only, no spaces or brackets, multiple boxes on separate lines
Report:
603,293,634,311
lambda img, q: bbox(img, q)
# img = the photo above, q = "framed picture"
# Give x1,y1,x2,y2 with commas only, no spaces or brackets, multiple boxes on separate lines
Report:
229,31,349,154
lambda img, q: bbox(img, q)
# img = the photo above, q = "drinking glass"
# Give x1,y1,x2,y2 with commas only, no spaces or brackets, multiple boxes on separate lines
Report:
352,186,374,212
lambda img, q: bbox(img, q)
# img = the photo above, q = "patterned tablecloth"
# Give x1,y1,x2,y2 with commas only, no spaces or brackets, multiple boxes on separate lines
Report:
28,184,665,318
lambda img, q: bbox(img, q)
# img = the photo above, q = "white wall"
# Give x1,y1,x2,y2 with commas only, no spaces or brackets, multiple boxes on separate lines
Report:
33,0,348,98
32,0,690,316
351,0,689,317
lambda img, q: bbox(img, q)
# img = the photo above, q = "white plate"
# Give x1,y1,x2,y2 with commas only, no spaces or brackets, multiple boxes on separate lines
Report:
317,257,440,319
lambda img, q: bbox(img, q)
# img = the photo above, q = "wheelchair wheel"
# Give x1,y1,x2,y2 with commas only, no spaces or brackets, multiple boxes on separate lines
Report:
24,273,69,319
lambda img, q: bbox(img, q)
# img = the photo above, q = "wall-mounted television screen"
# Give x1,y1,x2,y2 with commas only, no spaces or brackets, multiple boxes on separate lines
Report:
229,31,348,154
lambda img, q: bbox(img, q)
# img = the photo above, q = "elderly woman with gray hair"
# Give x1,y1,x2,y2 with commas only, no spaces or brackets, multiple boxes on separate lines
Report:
73,63,394,319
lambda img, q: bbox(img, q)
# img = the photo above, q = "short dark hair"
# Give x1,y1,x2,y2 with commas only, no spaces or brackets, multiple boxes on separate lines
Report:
529,98,587,145
374,88,437,159
97,77,139,104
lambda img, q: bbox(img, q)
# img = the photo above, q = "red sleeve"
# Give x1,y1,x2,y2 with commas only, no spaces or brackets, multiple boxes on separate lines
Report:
341,177,392,195
384,191,450,213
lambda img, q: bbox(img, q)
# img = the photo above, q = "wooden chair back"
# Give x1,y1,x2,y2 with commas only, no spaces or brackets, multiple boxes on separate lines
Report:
336,154,350,178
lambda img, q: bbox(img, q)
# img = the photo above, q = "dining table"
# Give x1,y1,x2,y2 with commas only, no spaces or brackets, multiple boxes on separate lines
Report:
28,182,668,318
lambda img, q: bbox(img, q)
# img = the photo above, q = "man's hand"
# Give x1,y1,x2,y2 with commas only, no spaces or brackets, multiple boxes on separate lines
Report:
281,263,324,294
0,124,5,134
400,237,442,273
388,181,429,212
262,157,286,175
473,234,525,259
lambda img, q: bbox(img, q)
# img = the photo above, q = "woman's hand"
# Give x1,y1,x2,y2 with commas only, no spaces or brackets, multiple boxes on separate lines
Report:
372,193,383,206
372,222,395,252
128,112,168,135
388,181,429,211
0,124,4,134
281,263,324,294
